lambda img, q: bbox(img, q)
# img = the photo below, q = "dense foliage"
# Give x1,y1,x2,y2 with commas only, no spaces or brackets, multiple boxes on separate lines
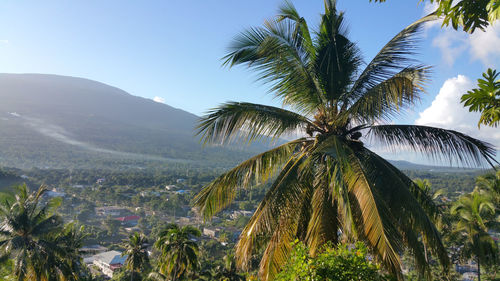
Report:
0,185,91,280
193,0,497,279
153,224,201,281
275,241,387,281
0,166,498,280
461,68,500,128
372,0,500,33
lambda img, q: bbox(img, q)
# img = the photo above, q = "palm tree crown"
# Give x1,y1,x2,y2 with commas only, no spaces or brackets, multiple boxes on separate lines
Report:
475,170,500,206
213,254,246,281
193,1,497,280
154,224,201,281
0,185,84,281
123,232,150,274
451,190,498,281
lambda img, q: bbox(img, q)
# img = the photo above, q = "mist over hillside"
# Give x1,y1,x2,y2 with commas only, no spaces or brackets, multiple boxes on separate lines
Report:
0,73,260,169
0,73,489,172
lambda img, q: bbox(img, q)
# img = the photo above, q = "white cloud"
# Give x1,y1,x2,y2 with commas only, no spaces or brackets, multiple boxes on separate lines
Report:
423,1,438,15
416,75,500,147
432,30,467,66
153,96,165,104
468,23,500,65
422,2,441,30
430,21,500,66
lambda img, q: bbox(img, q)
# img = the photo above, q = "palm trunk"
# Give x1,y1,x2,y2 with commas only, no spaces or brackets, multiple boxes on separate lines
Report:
422,231,428,263
477,257,481,281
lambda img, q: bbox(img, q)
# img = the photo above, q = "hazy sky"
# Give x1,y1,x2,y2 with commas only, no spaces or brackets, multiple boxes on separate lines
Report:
0,0,499,164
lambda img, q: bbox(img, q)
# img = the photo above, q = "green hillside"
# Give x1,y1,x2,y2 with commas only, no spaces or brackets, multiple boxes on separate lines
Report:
0,74,259,169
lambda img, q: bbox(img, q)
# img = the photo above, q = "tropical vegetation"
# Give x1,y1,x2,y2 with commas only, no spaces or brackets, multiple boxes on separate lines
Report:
193,0,497,280
0,184,90,280
122,232,150,280
461,68,500,128
275,241,386,281
208,254,247,281
373,0,500,33
152,224,201,281
451,189,499,281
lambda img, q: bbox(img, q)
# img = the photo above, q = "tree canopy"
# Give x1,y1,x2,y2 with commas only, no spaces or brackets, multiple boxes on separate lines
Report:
193,1,497,280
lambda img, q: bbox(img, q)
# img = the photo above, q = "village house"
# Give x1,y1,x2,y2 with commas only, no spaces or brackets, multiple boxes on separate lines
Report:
92,250,127,278
95,206,126,217
230,210,253,220
203,227,220,238
165,184,177,191
115,215,140,227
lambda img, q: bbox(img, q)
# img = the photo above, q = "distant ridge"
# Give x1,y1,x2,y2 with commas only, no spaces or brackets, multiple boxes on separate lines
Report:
0,73,490,171
0,73,258,169
388,160,479,172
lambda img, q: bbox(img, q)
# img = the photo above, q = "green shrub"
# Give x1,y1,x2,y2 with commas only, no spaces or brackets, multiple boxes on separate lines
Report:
275,241,388,281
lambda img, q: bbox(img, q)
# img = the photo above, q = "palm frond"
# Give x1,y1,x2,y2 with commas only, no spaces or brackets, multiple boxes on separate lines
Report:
313,135,403,277
276,0,314,57
196,102,314,145
258,208,300,281
258,165,314,281
316,5,363,103
193,139,307,219
305,179,339,256
222,20,325,113
368,125,498,167
357,148,450,273
345,66,430,123
235,151,311,275
348,14,438,104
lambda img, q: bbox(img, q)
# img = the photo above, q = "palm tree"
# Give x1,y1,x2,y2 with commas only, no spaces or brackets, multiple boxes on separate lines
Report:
451,190,498,281
54,223,94,281
123,232,150,280
413,179,440,266
154,224,201,281
475,170,500,206
213,254,246,281
193,1,497,279
413,179,445,222
0,184,82,280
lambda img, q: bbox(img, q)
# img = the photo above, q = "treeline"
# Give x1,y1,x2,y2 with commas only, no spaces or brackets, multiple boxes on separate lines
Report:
403,169,491,197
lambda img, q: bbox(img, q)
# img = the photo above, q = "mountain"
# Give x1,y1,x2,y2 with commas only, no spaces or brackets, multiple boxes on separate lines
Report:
0,73,486,172
0,73,258,169
388,160,478,172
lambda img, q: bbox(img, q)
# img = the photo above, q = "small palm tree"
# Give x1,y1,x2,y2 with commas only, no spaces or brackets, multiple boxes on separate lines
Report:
123,232,150,280
55,223,94,281
193,1,497,279
414,179,444,215
451,190,499,281
0,184,81,280
154,224,201,281
213,254,246,281
475,170,500,206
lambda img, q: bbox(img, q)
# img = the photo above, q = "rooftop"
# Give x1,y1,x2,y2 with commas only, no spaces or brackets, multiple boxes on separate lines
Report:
93,250,127,265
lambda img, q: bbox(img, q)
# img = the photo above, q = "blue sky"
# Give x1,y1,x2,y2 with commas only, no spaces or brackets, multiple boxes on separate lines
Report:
0,0,499,164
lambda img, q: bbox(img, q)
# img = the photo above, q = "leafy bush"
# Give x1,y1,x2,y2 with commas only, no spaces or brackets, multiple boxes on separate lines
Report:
275,241,388,281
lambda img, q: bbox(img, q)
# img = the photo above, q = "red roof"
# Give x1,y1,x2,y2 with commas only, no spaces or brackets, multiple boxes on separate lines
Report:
115,215,140,222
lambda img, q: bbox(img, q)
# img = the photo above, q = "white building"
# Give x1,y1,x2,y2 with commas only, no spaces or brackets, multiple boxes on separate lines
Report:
95,206,125,217
92,250,127,278
203,227,220,238
230,210,253,219
165,184,177,191
462,272,478,281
